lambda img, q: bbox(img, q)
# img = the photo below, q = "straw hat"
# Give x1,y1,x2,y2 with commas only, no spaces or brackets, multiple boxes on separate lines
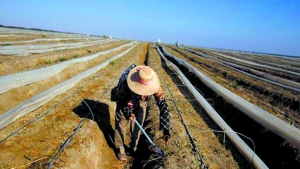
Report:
127,65,160,95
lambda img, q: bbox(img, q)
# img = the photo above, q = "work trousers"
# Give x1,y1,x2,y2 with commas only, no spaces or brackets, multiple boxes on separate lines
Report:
114,100,147,150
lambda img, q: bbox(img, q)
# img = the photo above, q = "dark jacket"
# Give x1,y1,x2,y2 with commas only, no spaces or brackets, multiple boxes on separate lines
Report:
116,80,170,134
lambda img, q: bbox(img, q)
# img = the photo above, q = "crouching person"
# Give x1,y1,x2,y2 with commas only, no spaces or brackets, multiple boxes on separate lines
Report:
114,65,171,160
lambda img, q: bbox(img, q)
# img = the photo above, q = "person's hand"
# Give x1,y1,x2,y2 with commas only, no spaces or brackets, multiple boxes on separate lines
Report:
163,129,171,145
163,135,170,145
129,113,135,122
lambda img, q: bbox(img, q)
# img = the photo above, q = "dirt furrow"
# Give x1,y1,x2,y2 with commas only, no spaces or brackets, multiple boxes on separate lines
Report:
144,44,242,168
166,46,300,127
0,44,135,115
0,41,129,76
0,43,148,168
161,45,300,168
199,49,300,83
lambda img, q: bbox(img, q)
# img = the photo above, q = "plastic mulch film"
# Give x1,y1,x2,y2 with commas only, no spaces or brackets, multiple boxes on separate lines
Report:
0,37,99,45
0,42,134,94
185,48,300,92
0,39,117,56
158,46,268,168
0,42,138,130
161,46,300,148
212,52,300,77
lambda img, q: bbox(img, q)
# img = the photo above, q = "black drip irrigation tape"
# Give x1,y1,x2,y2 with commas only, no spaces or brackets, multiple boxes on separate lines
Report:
157,48,252,168
0,50,137,168
157,49,209,168
178,46,300,127
199,49,300,83
48,56,138,168
129,44,168,169
161,45,300,168
0,69,110,145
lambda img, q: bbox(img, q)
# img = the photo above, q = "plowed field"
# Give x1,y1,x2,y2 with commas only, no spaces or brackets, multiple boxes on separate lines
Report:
1,28,299,169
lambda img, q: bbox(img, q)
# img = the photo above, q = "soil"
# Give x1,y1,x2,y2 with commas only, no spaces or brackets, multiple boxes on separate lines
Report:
2,29,299,169
0,35,242,168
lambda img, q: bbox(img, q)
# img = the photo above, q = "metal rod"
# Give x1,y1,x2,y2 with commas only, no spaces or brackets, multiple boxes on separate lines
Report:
134,118,163,155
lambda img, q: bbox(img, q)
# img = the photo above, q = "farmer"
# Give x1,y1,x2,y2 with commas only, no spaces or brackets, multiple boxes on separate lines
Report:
114,65,171,160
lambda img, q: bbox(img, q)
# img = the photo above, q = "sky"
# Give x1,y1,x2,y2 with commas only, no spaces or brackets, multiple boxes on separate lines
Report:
0,0,299,56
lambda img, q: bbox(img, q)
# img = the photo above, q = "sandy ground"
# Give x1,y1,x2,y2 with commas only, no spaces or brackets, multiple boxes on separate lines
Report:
0,42,244,169
0,40,129,76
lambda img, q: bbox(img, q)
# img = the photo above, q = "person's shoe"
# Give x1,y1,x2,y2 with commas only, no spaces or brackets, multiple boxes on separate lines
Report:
117,147,127,161
126,147,135,157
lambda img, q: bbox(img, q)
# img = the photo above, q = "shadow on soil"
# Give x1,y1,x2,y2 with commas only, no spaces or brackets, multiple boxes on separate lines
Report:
128,102,166,169
72,99,165,169
72,99,116,151
158,45,300,169
157,46,252,169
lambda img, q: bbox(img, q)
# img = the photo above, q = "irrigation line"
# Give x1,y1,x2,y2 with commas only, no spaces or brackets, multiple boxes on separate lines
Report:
237,85,300,125
48,49,140,168
0,69,109,144
48,67,125,168
1,42,139,143
168,46,300,146
82,99,94,121
187,48,300,93
48,96,100,168
168,73,178,76
92,71,118,111
175,84,186,87
47,119,86,169
158,45,269,168
198,129,256,155
194,87,204,97
190,99,215,108
157,62,208,168
0,43,139,131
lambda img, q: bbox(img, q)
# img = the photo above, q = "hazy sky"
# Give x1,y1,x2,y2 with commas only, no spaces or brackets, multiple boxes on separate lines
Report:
0,0,299,56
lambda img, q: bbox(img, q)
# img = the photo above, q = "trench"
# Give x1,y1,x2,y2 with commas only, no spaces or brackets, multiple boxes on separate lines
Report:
200,50,300,83
170,47,300,125
159,46,300,168
128,44,167,169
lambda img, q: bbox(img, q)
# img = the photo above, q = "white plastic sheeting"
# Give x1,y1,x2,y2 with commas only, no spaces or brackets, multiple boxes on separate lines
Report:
222,62,300,93
222,61,300,90
0,42,138,130
157,46,268,169
230,53,300,71
0,42,134,94
161,46,300,148
0,39,117,56
184,48,300,92
0,27,92,38
0,35,31,37
0,37,97,45
212,52,300,77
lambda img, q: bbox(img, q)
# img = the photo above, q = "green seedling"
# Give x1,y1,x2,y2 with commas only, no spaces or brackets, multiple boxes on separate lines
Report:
45,60,52,65
164,143,168,155
53,121,58,128
231,82,238,88
58,57,66,62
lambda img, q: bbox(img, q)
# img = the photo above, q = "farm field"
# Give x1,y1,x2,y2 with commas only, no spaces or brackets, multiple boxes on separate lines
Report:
0,28,299,169
167,46,300,126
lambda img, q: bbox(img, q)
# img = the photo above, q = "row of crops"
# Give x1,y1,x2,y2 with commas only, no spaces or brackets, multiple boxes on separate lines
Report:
0,28,299,168
158,45,300,168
